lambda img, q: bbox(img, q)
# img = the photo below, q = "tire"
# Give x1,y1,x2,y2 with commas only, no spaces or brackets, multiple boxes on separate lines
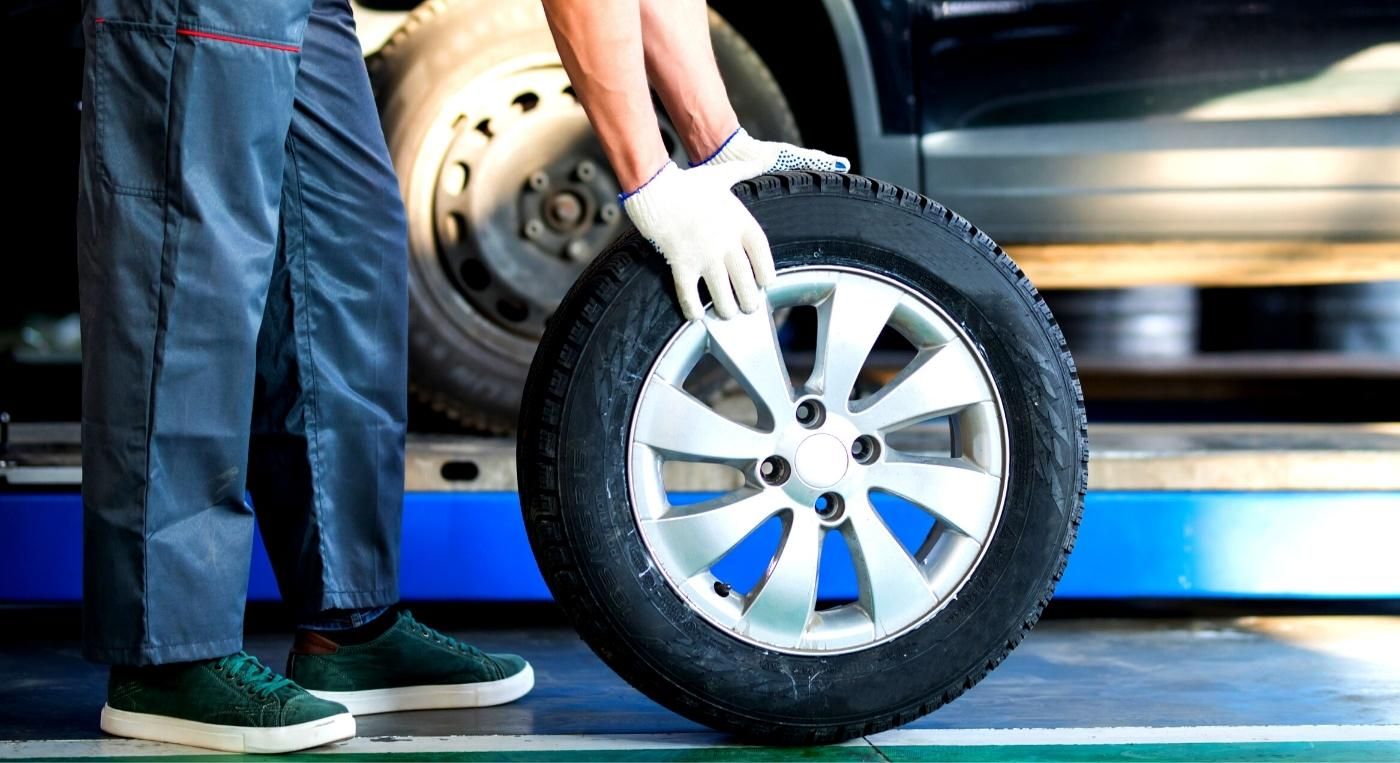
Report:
371,0,800,432
518,173,1087,743
1307,282,1400,354
1044,286,1198,358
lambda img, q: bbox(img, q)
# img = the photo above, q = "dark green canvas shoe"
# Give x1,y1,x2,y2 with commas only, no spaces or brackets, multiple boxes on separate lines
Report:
100,652,355,753
287,610,533,715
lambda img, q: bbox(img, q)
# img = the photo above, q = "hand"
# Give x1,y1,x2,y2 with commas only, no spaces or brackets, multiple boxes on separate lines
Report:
622,160,774,321
695,127,850,177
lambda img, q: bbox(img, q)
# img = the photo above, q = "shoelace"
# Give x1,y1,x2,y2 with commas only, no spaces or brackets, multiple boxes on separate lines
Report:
213,652,293,700
400,611,487,658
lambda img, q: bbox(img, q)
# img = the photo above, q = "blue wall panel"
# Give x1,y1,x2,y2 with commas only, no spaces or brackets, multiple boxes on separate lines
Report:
4,490,1398,602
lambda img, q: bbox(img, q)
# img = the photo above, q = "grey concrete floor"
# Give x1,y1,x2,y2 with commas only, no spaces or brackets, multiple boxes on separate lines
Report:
3,616,1399,741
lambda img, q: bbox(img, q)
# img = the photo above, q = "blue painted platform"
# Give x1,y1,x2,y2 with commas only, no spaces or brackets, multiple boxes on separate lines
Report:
3,491,1399,602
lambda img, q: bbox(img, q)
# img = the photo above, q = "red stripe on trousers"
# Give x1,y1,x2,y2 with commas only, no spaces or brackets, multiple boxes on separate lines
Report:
177,28,299,52
89,20,298,53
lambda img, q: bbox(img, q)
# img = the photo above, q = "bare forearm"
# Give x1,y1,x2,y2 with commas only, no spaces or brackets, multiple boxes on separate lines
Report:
640,0,738,163
541,0,669,190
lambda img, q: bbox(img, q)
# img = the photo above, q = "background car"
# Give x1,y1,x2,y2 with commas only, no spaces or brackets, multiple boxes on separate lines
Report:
6,0,1399,429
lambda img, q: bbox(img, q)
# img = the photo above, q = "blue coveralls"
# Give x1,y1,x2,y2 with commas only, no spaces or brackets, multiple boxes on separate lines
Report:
77,0,408,665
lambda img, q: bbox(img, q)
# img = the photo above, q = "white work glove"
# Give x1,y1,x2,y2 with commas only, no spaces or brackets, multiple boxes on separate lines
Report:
622,160,774,321
694,127,850,175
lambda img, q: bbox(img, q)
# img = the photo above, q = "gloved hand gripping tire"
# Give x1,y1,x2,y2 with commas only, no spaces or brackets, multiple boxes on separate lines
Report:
694,127,850,175
622,160,774,321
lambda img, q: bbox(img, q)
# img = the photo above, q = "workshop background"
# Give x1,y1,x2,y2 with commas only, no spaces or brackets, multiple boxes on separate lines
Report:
3,0,1400,760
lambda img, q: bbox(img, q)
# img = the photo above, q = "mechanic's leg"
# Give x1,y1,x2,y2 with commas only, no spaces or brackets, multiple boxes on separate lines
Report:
78,0,312,666
247,0,407,622
245,0,533,713
79,1,357,751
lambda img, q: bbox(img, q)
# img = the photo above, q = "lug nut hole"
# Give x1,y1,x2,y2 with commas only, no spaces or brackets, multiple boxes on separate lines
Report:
760,455,791,486
815,492,844,519
851,435,881,465
795,399,825,428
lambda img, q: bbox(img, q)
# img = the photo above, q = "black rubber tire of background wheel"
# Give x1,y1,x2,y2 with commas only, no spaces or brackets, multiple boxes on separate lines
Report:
518,173,1088,743
370,0,801,433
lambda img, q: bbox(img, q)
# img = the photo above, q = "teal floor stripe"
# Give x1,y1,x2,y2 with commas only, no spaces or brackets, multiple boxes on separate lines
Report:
880,741,1400,762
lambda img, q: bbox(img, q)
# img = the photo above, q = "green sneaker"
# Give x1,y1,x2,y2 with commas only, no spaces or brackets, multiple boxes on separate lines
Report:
100,652,355,753
287,610,534,715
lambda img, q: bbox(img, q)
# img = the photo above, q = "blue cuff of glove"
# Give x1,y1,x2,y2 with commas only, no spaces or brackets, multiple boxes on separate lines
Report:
689,127,743,168
619,162,671,202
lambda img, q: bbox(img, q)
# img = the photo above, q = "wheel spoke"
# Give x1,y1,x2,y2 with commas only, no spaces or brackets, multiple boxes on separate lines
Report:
646,490,785,579
809,276,900,406
866,458,1001,543
705,305,793,422
739,515,822,648
842,496,938,637
853,345,990,433
635,381,773,464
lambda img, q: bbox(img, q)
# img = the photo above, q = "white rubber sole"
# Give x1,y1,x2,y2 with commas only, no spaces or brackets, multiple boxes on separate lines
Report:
307,663,535,715
99,704,355,753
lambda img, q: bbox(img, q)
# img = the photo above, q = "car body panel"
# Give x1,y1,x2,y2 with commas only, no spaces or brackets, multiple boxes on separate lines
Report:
910,0,1400,242
822,0,923,188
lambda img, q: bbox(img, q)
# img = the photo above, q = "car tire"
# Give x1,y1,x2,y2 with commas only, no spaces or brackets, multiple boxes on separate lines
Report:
518,172,1088,743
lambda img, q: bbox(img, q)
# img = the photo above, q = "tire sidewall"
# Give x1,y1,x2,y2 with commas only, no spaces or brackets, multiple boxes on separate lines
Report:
535,183,1082,730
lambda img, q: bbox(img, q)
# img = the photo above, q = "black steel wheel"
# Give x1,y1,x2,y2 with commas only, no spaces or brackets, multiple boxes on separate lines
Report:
371,0,800,431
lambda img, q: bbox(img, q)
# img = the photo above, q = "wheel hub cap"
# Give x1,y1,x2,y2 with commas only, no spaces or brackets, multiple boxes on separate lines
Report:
793,434,848,489
545,191,585,230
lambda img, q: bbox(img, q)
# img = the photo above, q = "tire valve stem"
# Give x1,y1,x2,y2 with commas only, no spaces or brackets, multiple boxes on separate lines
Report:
713,581,732,598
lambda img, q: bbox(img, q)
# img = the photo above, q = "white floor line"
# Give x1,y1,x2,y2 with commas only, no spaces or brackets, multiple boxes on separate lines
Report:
5,725,1400,759
0,733,865,758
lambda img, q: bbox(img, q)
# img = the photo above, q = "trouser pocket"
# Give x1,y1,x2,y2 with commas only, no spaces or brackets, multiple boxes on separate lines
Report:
90,19,175,196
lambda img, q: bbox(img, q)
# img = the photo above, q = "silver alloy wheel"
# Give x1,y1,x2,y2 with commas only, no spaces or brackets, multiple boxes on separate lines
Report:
628,267,1008,654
